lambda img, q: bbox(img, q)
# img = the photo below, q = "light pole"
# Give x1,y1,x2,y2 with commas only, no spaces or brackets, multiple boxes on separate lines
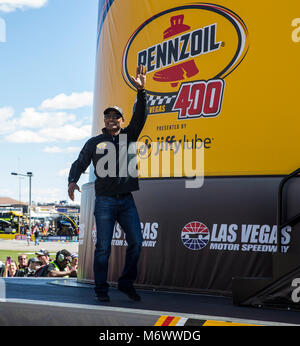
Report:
11,172,33,230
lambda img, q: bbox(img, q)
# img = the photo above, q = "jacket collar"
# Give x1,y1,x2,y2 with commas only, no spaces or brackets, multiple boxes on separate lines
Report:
101,127,124,137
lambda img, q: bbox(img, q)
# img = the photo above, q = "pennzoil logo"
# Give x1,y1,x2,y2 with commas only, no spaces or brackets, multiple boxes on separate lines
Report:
122,3,249,120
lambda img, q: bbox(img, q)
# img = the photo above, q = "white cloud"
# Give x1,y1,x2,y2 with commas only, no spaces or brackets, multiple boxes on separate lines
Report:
43,146,80,153
0,91,92,143
4,129,45,142
40,91,93,110
0,0,48,12
39,124,91,142
4,124,91,143
0,106,15,134
17,107,76,129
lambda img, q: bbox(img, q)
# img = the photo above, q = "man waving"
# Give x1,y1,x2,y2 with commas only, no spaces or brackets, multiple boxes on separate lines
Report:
68,65,147,302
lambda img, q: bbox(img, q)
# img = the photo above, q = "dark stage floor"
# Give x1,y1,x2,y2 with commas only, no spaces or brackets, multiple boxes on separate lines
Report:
0,278,299,326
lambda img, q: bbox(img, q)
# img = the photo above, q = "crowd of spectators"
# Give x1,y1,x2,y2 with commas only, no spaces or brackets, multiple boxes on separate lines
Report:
0,249,78,278
19,223,54,237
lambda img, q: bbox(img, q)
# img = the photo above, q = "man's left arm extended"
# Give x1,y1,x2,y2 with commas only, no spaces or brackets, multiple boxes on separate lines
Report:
125,64,148,139
126,89,148,140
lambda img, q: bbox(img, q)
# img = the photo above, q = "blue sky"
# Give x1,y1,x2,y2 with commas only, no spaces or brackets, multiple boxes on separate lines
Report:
0,0,98,204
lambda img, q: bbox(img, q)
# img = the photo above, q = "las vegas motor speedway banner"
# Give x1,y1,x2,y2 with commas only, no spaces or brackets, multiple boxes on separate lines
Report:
77,0,300,293
78,177,300,294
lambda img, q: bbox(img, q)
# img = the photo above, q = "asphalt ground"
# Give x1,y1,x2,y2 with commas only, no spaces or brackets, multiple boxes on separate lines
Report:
0,238,78,254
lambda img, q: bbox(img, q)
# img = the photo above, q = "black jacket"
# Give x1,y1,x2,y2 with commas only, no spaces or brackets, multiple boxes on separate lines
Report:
68,89,147,196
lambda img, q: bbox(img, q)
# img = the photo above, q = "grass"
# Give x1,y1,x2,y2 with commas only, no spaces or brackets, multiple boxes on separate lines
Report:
0,250,56,263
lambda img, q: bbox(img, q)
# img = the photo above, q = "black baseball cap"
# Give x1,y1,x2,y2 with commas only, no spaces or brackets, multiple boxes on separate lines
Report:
103,105,123,117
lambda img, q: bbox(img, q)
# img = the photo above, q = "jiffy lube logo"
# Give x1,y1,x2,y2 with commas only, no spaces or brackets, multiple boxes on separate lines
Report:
122,4,248,119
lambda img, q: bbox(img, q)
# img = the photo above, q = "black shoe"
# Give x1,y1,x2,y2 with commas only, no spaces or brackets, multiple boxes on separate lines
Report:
95,292,110,302
118,285,141,301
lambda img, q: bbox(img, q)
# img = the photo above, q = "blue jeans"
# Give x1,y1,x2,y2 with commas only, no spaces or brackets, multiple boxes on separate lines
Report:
93,193,142,294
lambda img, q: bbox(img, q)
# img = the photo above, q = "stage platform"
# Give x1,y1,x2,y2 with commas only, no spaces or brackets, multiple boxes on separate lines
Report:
0,278,299,326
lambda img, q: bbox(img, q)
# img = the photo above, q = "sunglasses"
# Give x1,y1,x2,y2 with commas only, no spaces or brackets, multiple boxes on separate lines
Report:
104,113,122,120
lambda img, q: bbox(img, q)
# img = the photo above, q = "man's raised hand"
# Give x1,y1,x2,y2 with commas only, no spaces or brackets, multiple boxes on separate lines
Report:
131,64,147,90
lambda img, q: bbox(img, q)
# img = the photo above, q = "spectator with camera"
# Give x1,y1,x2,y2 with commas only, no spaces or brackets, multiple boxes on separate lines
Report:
3,259,18,277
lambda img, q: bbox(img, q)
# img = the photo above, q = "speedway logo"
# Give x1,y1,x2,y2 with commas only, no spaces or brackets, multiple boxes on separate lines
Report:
122,3,248,119
112,222,158,248
181,222,292,253
181,221,210,250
